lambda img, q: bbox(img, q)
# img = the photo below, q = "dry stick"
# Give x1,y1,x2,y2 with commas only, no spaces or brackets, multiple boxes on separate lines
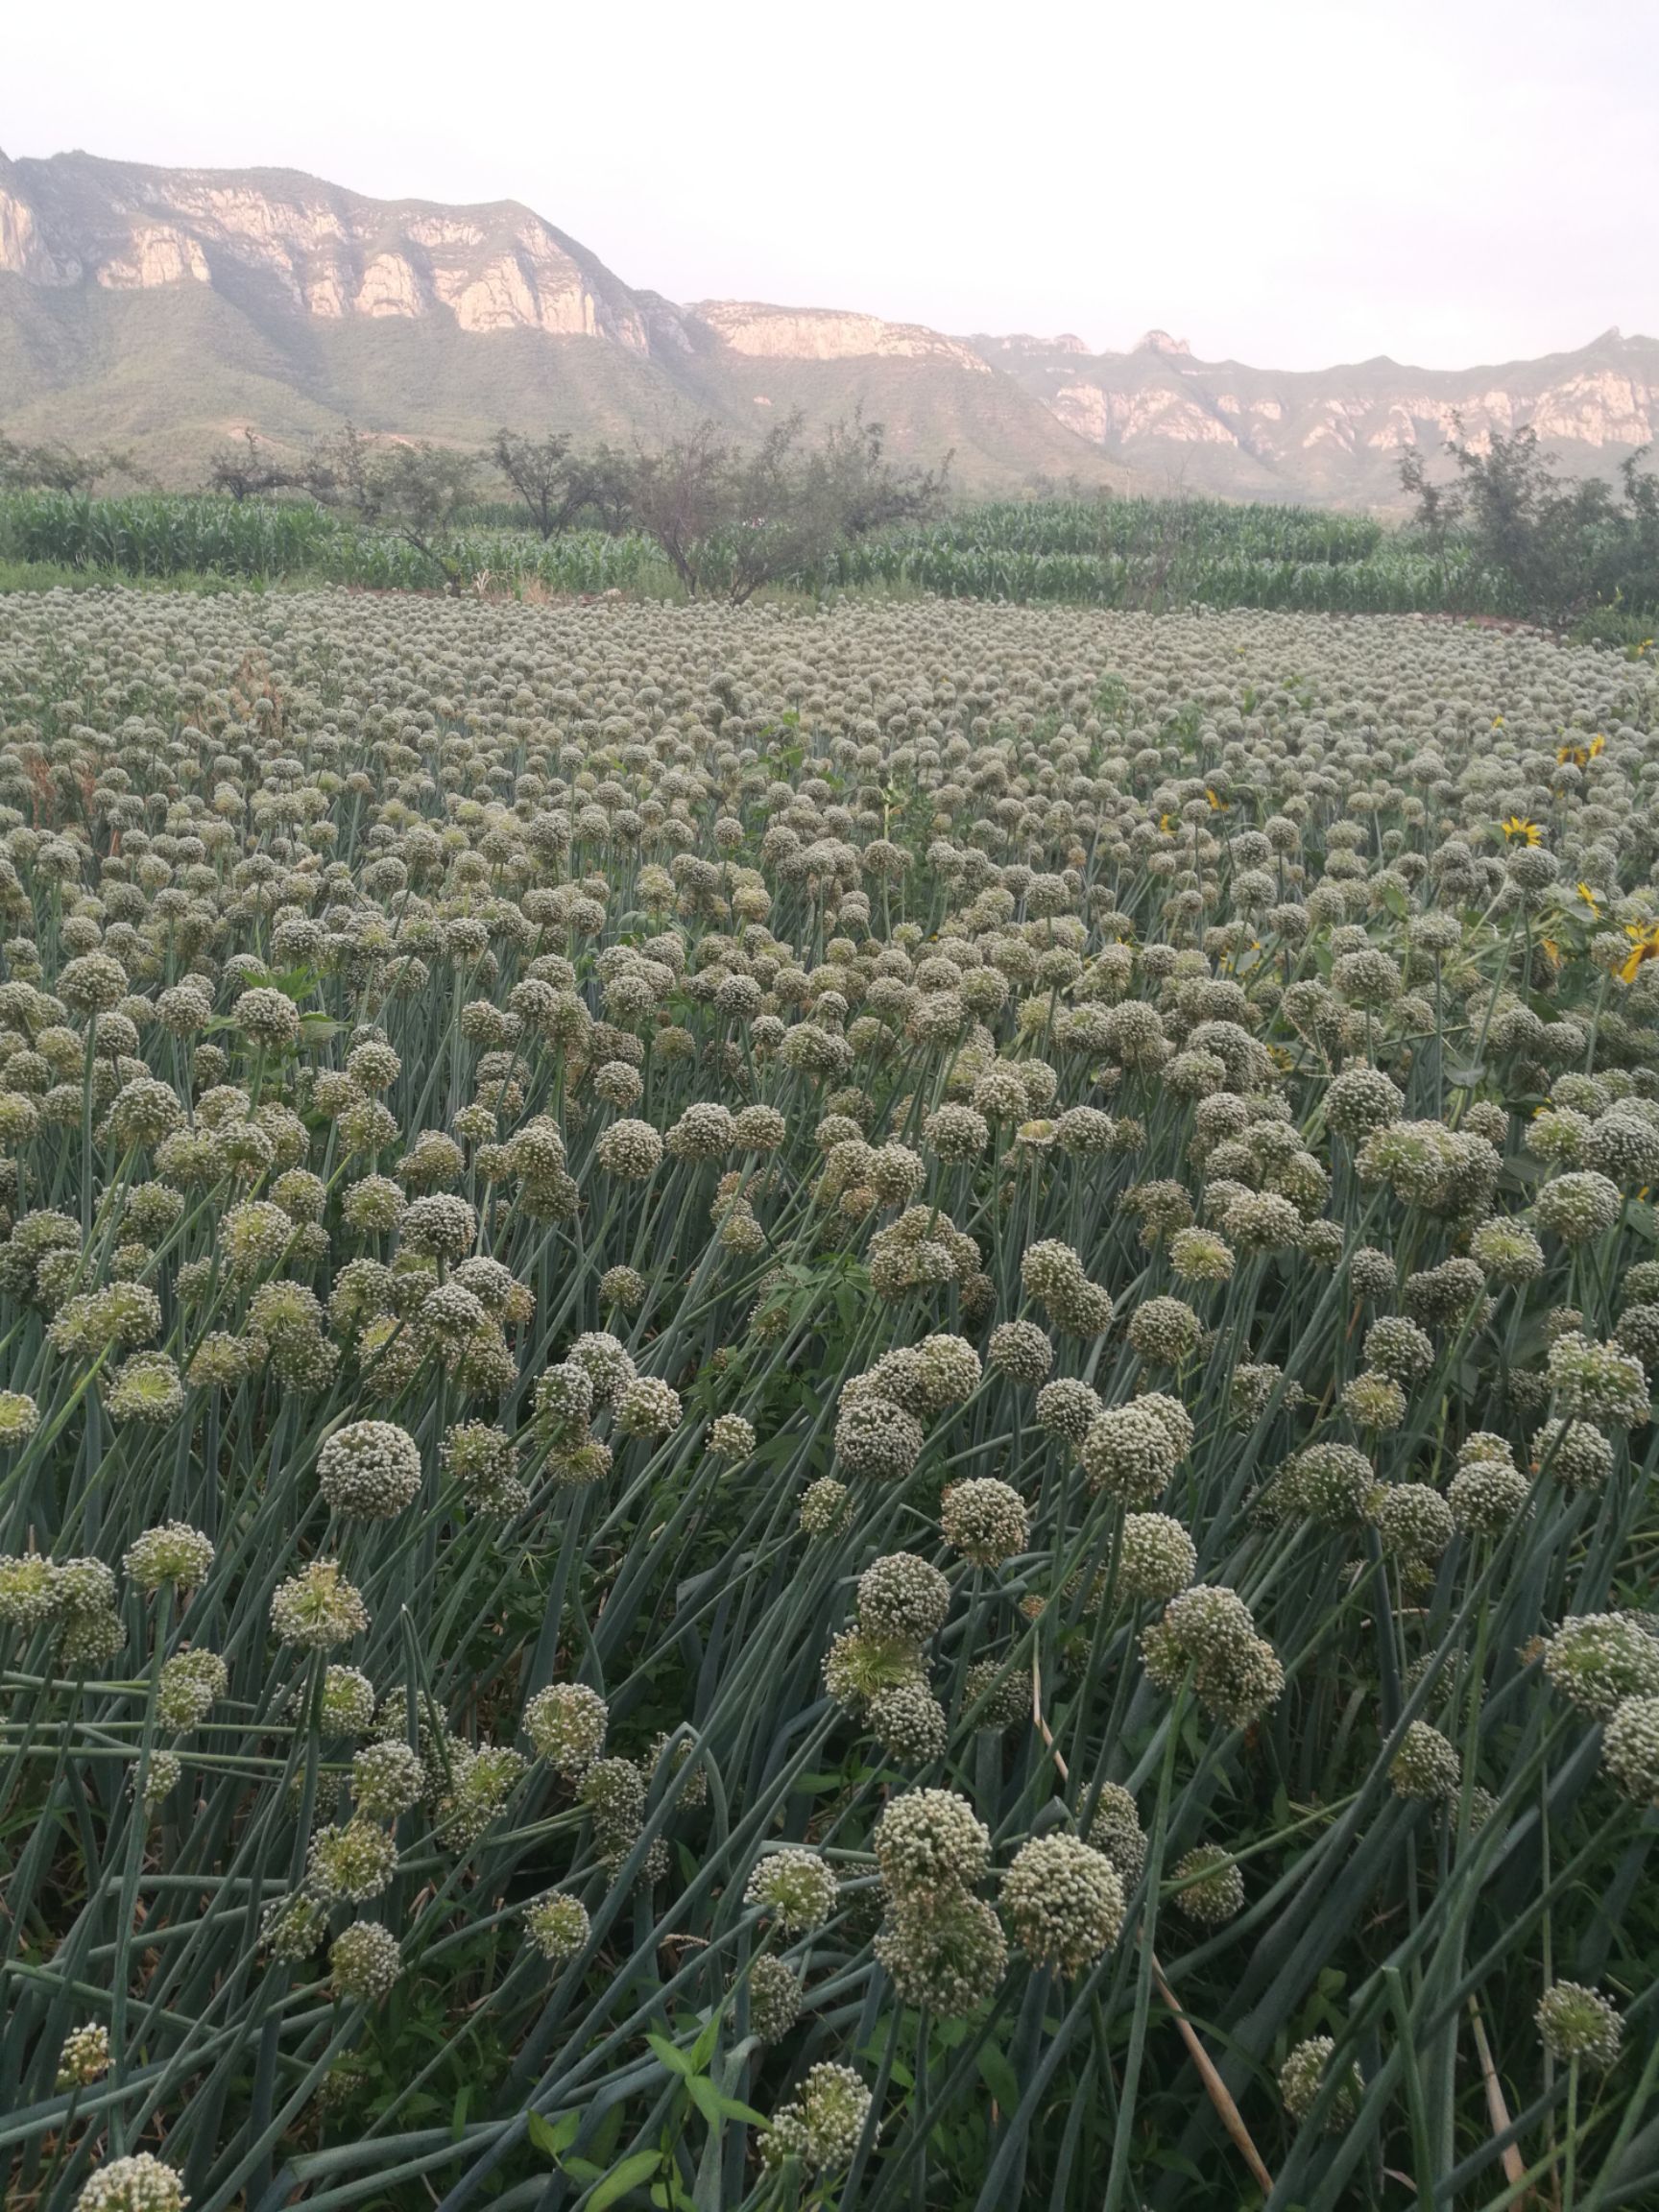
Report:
1031,1652,1277,2200
1469,1993,1531,2199
1150,1956,1276,2199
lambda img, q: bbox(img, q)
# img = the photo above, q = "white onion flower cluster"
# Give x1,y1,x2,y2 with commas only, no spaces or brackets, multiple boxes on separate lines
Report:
0,580,1655,2203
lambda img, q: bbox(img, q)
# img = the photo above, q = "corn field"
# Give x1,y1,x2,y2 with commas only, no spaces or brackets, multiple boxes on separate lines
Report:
888,499,1392,564
826,498,1518,613
0,490,1527,617
0,494,661,596
0,589,1656,2212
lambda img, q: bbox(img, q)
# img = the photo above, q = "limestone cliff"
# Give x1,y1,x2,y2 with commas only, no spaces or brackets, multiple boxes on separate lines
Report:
978,327,1659,500
685,302,989,372
0,152,653,348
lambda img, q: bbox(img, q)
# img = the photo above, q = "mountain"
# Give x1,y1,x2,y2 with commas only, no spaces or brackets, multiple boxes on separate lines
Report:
971,325,1659,504
2,148,1655,506
0,149,1126,494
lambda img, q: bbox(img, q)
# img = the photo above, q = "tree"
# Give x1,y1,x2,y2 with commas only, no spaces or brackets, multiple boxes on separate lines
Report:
205,429,306,502
1614,447,1659,612
488,428,571,537
0,431,145,493
1444,420,1567,611
488,429,637,538
1400,420,1659,625
1396,444,1460,584
569,445,637,535
811,409,950,540
624,419,749,599
307,426,480,591
625,411,949,603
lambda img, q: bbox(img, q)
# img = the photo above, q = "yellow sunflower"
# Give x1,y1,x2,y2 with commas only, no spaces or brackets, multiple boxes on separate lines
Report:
1618,921,1659,984
1556,734,1606,768
1501,816,1541,846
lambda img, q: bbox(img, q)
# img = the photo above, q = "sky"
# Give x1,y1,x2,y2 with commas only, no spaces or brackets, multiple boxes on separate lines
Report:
5,0,1656,371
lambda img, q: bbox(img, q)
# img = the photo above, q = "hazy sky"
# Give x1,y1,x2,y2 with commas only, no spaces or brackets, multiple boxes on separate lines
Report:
5,0,1655,370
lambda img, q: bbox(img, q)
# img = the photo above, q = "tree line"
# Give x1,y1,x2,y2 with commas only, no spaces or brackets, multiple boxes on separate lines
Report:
196,415,950,601
9,407,1658,626
2,411,948,601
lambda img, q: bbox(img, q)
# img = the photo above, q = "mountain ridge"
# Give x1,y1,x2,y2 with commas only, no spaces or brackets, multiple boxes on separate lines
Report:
2,146,1654,505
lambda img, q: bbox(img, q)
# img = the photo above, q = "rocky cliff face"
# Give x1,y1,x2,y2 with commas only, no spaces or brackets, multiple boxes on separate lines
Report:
685,301,988,371
1,154,656,347
2,146,1653,504
0,150,79,284
0,154,1005,373
980,328,1659,500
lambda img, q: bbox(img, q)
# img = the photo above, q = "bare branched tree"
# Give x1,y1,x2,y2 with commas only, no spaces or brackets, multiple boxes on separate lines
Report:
488,429,637,539
625,410,949,602
204,430,306,502
0,432,148,493
306,427,480,592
